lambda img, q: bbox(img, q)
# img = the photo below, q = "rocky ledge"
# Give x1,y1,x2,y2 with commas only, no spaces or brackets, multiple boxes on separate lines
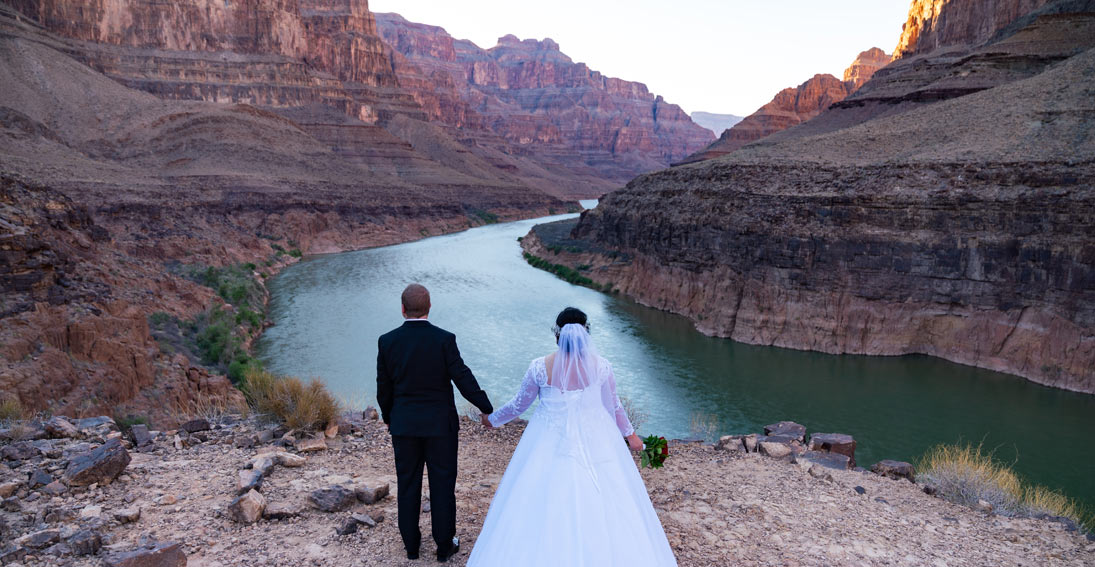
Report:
0,413,1091,566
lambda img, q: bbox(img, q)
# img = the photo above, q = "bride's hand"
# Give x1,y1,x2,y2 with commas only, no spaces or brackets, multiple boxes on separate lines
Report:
480,413,494,429
626,434,642,452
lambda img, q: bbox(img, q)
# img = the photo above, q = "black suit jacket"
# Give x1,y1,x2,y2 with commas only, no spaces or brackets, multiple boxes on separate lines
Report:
376,320,494,436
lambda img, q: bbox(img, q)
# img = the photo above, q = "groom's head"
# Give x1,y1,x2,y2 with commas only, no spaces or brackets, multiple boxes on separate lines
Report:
401,283,431,319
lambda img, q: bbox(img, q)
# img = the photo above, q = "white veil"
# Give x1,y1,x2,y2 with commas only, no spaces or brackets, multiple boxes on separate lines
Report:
550,323,600,391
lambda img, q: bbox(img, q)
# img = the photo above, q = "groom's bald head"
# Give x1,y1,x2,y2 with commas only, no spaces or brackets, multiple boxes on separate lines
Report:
401,283,431,318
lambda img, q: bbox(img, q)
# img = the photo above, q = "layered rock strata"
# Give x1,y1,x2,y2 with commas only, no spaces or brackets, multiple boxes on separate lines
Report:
679,47,890,164
536,39,1095,393
0,6,563,421
375,13,715,185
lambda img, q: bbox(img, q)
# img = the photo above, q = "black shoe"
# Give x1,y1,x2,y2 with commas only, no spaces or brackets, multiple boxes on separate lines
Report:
407,550,420,560
436,537,459,562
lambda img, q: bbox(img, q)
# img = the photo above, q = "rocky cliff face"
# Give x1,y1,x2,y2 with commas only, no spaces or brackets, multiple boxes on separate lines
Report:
547,8,1095,393
0,4,564,422
842,47,892,89
893,0,1052,58
679,48,890,164
375,13,715,185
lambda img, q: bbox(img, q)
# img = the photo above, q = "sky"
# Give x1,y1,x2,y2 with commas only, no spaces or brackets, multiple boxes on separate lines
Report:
369,0,911,117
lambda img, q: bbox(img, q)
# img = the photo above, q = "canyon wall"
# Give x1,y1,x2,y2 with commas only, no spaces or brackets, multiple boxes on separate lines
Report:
679,48,890,164
549,3,1095,393
0,4,563,422
893,0,1052,58
375,13,715,185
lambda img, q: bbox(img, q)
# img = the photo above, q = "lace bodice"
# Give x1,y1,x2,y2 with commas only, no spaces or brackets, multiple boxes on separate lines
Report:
488,356,634,437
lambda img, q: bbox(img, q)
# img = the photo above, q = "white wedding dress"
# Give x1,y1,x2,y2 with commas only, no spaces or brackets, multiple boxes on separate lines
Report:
467,325,677,566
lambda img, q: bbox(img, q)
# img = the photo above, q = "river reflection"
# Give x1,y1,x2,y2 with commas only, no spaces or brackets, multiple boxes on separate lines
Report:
257,212,1095,511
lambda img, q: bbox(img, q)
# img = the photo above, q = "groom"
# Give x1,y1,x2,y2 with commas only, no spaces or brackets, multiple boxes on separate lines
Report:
376,283,494,562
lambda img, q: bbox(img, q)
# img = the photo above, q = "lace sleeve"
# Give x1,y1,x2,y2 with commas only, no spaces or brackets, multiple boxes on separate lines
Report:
488,360,540,427
599,360,634,437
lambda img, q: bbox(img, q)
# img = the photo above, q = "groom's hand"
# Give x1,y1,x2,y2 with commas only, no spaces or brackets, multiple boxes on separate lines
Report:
479,413,493,429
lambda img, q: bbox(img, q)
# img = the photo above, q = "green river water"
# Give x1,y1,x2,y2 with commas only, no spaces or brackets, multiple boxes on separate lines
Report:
256,210,1095,512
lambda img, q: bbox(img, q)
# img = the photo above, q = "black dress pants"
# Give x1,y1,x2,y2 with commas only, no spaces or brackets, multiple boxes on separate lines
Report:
391,432,459,555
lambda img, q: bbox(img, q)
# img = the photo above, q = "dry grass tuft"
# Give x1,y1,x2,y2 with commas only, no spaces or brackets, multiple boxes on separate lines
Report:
620,395,648,434
0,398,25,423
241,368,340,431
688,411,720,442
919,442,1089,530
172,394,250,426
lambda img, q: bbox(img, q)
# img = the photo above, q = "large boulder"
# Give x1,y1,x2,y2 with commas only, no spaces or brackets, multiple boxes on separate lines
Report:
1,441,42,462
63,439,131,486
228,489,266,524
758,442,793,459
309,485,357,512
807,433,857,467
104,541,186,567
764,421,806,443
794,450,852,471
178,419,210,434
871,460,916,482
716,435,746,452
44,416,80,439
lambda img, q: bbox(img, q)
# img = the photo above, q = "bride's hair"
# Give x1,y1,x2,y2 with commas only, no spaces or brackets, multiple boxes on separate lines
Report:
553,307,589,338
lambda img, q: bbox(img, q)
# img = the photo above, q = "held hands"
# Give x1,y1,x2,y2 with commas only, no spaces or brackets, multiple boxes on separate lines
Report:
626,433,643,452
480,413,494,429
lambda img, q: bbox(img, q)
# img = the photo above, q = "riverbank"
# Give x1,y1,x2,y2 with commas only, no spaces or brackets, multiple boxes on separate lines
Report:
0,170,565,426
1,414,1091,566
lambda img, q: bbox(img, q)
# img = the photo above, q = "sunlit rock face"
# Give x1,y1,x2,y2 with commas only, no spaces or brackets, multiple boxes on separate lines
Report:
893,0,1053,59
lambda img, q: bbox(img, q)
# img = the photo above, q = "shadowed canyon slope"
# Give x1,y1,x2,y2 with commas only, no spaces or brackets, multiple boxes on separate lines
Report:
680,47,890,164
541,2,1095,393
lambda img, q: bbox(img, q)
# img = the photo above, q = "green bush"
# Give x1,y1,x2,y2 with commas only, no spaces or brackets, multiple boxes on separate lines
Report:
236,308,262,329
523,253,603,291
115,414,150,433
288,248,303,258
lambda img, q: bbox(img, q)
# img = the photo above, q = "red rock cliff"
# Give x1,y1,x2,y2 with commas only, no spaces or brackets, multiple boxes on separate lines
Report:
375,13,715,185
893,0,1052,58
678,48,890,163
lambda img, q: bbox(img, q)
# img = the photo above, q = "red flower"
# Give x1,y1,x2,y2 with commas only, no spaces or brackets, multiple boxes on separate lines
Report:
661,447,668,456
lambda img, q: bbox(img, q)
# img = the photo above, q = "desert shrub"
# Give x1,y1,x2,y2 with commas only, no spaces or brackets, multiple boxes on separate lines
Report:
174,263,264,311
115,414,150,433
0,398,25,422
523,253,604,291
236,308,262,330
470,209,499,224
194,307,238,366
918,442,1088,529
619,395,647,433
227,354,262,384
241,368,339,431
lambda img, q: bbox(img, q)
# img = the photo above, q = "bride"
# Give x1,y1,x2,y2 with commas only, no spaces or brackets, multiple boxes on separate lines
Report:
467,307,677,566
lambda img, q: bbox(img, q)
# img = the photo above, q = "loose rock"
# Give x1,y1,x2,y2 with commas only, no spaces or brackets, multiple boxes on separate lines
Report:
229,489,267,524
354,483,391,505
68,530,102,556
63,438,131,486
764,421,806,443
296,437,327,453
104,541,186,567
238,469,264,495
114,506,141,523
44,416,80,439
807,433,857,467
871,460,916,482
794,450,852,471
179,418,210,433
758,442,792,459
309,485,357,512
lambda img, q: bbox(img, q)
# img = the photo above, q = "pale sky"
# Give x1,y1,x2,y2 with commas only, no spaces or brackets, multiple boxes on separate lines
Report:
369,0,911,117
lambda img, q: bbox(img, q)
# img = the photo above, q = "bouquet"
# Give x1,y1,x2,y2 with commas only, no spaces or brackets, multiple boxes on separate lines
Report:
640,435,668,469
